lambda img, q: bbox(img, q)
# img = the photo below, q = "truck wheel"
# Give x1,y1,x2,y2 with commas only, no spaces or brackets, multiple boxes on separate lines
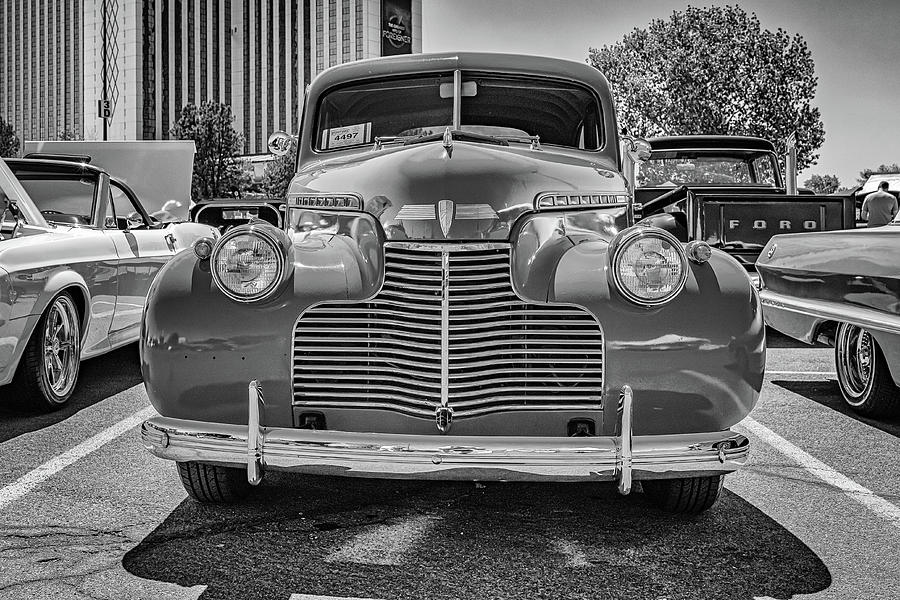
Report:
176,462,252,503
9,292,82,411
835,322,900,417
642,475,724,514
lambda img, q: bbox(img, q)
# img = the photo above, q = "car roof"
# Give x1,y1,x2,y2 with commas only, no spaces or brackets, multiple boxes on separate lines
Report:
309,51,612,96
5,157,108,176
647,136,776,152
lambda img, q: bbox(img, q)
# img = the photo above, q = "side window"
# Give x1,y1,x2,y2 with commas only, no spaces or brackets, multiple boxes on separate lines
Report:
105,184,119,228
753,156,777,187
110,182,148,229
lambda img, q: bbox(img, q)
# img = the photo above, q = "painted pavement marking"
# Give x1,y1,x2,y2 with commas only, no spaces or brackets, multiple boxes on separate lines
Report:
324,515,439,566
0,406,155,510
765,370,837,377
742,416,900,531
553,539,591,567
290,596,384,600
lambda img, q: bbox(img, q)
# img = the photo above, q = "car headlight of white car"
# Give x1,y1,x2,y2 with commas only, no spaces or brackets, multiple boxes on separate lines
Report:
210,224,291,303
611,226,688,306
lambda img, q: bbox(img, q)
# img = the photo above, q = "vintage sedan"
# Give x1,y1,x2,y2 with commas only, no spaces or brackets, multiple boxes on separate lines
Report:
140,53,765,514
0,156,216,410
757,223,900,417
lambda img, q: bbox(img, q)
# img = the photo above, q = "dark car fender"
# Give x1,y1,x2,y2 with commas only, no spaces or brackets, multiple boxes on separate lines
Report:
550,242,765,435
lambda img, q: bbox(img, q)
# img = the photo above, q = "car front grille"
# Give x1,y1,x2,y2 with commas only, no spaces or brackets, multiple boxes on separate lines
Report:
292,243,604,419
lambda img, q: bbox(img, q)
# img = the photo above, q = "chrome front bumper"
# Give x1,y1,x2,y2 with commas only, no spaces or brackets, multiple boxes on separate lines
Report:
141,383,750,492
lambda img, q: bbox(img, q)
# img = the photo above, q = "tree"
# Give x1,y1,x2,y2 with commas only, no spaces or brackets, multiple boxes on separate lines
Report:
803,174,840,195
589,5,825,171
56,129,82,140
0,117,20,157
170,101,246,201
857,163,900,185
262,140,297,200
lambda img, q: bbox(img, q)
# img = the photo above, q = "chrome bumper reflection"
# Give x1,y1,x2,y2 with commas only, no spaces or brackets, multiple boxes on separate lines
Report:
142,383,749,486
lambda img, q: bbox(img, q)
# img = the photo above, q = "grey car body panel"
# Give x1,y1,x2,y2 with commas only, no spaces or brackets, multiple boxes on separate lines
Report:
756,225,900,387
0,157,216,388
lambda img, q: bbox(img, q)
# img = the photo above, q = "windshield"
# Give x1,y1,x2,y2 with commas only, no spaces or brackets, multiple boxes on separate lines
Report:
15,174,99,226
638,150,779,188
315,72,603,151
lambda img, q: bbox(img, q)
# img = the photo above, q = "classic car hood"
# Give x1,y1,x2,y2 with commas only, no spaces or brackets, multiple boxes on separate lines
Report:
290,141,625,240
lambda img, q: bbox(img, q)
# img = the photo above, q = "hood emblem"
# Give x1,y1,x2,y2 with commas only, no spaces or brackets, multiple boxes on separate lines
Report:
442,127,453,157
767,243,777,259
438,200,455,236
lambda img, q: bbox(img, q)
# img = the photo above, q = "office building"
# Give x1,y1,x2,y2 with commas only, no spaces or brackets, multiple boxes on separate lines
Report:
0,0,422,154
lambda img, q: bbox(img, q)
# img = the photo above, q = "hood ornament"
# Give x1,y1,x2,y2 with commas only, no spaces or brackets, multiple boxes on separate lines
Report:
437,200,454,237
442,127,453,157
435,405,454,433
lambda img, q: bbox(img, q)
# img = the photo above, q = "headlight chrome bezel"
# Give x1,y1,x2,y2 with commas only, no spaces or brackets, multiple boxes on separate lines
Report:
610,226,688,307
210,223,291,303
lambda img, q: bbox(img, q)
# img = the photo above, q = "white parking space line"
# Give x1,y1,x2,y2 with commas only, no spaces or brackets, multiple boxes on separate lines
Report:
325,515,438,566
553,539,590,567
765,370,837,377
0,406,155,510
742,416,900,530
290,595,383,600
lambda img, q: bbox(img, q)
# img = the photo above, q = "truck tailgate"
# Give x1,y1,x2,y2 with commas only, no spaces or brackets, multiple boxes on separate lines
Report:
694,194,854,266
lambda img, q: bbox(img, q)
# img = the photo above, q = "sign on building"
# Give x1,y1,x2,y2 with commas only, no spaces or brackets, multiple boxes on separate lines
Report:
381,0,412,56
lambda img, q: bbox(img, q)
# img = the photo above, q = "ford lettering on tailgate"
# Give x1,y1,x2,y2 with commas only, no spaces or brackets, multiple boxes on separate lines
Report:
699,197,846,250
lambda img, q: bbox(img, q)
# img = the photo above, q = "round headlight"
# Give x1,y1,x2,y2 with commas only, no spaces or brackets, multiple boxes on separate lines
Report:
612,227,687,306
211,227,287,302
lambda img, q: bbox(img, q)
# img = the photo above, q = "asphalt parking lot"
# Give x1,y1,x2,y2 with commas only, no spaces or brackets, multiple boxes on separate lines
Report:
1,331,899,600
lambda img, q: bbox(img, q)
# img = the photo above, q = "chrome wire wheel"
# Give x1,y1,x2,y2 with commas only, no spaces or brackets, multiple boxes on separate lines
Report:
834,322,900,417
41,294,82,400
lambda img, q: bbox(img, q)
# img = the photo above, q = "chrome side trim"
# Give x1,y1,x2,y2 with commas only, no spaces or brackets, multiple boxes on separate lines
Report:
141,416,750,482
759,289,900,336
617,385,633,495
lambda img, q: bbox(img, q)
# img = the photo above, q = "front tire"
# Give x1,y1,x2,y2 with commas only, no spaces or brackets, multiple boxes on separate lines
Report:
642,475,724,514
835,322,900,417
177,462,252,503
9,291,82,411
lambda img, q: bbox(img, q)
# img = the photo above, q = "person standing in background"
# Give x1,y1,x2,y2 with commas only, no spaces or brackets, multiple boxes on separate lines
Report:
861,180,898,227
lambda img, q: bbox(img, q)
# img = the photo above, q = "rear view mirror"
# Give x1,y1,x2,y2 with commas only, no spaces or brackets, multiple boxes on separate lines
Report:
439,81,477,99
626,138,652,163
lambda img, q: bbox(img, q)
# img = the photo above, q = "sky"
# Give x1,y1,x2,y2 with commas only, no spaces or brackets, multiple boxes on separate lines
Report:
421,0,900,188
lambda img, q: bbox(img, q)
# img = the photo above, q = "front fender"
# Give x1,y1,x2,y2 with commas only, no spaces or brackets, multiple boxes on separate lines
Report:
552,243,765,435
141,230,380,427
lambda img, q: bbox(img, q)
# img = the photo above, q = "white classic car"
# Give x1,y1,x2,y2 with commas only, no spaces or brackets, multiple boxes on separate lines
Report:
0,155,217,410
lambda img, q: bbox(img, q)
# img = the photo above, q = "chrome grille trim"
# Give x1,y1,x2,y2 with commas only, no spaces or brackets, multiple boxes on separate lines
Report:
293,242,604,419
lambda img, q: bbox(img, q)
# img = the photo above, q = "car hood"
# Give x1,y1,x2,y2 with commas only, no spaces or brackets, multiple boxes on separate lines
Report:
289,141,626,240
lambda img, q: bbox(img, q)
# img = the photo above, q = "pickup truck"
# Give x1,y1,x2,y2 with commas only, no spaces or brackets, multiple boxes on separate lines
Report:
635,135,856,269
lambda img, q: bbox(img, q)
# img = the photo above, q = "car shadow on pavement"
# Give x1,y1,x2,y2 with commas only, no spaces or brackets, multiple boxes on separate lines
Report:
123,473,831,600
765,328,827,349
0,343,142,443
773,379,900,438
